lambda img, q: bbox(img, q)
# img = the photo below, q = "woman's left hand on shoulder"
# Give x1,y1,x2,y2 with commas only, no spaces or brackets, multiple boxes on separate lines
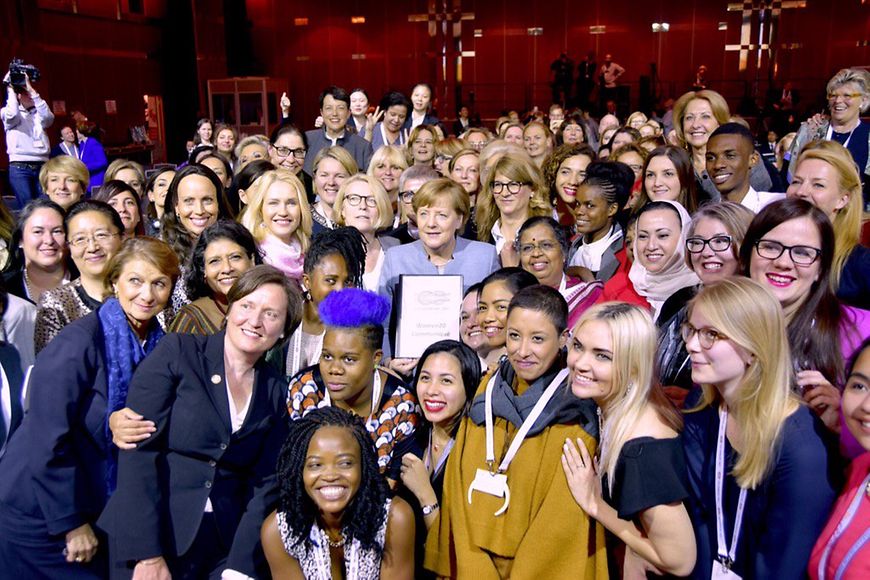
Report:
798,370,841,434
560,437,603,517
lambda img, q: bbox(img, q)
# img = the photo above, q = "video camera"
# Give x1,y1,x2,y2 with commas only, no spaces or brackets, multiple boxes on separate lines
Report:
7,58,41,89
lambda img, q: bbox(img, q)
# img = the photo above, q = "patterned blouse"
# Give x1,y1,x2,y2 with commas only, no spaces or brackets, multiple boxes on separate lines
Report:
276,499,390,580
168,297,224,335
287,365,420,479
35,279,102,353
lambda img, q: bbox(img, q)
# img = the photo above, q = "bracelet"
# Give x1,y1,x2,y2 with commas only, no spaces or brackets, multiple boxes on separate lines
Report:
138,557,162,566
421,502,440,516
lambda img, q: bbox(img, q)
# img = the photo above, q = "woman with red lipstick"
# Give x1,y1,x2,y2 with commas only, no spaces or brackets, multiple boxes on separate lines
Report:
562,302,695,578
35,200,124,352
0,238,179,577
542,143,595,227
169,221,260,335
240,168,312,283
426,285,606,579
262,407,416,579
287,288,420,482
742,198,870,453
809,337,870,579
517,216,603,328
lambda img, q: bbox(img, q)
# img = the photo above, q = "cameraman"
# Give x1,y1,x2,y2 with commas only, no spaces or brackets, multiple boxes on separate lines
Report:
2,71,54,209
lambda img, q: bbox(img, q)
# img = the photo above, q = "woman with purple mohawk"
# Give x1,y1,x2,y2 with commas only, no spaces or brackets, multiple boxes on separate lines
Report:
287,287,421,485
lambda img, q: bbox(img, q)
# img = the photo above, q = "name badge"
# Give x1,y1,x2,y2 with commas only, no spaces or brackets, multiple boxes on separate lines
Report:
711,560,742,580
467,469,510,516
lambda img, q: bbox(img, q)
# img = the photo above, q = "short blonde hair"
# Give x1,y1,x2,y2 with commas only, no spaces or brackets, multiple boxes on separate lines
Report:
39,155,89,192
241,169,313,251
476,152,552,241
412,178,471,225
794,139,863,286
686,201,754,269
688,278,798,489
827,68,870,113
334,173,394,230
312,145,359,177
672,90,731,150
366,145,409,187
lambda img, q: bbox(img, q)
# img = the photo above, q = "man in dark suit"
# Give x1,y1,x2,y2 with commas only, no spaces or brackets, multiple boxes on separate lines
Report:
0,342,24,459
303,86,373,176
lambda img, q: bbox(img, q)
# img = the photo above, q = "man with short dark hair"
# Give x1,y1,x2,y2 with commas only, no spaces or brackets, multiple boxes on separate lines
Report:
303,86,373,175
706,122,784,212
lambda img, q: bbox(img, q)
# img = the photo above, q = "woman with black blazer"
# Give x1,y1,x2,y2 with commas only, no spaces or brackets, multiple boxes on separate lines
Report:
99,265,302,579
0,237,180,578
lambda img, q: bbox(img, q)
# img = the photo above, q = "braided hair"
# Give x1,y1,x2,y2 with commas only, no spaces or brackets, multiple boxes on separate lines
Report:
581,161,634,232
304,227,367,289
276,407,389,554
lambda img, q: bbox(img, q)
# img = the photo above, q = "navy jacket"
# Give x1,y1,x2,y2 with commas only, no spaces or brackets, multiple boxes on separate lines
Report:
0,311,110,535
98,331,289,577
0,343,25,457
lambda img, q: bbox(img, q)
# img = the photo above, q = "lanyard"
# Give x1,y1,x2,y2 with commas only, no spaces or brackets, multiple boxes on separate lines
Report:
825,124,856,149
817,473,870,580
323,370,383,425
715,407,748,570
289,327,323,378
425,430,455,479
484,368,569,473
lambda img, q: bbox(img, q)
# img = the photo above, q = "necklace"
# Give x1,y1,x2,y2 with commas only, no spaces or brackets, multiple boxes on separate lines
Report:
326,532,346,548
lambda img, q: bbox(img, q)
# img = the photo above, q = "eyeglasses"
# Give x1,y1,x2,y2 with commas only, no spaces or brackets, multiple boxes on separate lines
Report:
345,194,377,208
491,181,527,195
399,190,416,203
754,239,821,266
686,235,733,254
69,231,120,248
827,92,863,102
435,154,452,164
680,323,729,350
272,146,306,159
518,240,560,255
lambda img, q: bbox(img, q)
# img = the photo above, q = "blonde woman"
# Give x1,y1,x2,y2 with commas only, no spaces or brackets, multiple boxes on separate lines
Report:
334,173,396,291
103,158,145,197
241,169,312,282
477,153,553,266
787,139,869,308
681,278,837,578
672,90,730,201
407,124,437,167
309,146,358,236
562,302,695,578
366,145,408,221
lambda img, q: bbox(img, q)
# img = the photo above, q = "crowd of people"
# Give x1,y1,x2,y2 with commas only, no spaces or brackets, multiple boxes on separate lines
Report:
0,64,869,579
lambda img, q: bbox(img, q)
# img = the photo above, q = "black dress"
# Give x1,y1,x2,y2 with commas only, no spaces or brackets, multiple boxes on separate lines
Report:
602,436,690,579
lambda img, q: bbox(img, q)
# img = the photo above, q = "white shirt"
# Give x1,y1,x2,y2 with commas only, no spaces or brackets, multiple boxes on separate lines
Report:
740,187,785,213
491,220,508,255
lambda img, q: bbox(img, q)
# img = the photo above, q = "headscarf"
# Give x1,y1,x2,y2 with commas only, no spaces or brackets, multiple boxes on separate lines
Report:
628,199,700,320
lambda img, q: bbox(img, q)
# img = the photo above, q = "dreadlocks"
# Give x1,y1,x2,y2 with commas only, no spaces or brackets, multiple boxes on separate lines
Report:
276,407,389,555
304,227,367,288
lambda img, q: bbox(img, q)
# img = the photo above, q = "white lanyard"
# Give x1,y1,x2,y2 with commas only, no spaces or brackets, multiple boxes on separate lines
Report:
484,368,569,472
289,328,323,378
715,407,748,572
817,473,870,580
825,124,856,149
323,370,383,425
425,431,455,479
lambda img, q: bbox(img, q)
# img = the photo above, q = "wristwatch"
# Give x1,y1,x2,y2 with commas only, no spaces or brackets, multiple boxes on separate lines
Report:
421,502,440,516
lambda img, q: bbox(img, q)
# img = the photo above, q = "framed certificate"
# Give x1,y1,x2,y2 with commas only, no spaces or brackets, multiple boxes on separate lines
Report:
395,275,463,358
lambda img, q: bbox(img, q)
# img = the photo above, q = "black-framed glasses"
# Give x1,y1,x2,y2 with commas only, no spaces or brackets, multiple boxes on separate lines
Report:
754,239,821,266
686,235,733,254
680,323,728,350
345,194,377,208
68,231,120,248
399,190,415,203
491,181,527,195
518,240,560,255
272,146,306,159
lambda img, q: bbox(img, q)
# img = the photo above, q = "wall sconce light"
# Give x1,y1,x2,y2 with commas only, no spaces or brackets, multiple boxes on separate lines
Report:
351,16,365,24
589,25,606,35
718,22,728,31
474,29,483,38
527,27,543,36
294,18,308,26
651,22,670,32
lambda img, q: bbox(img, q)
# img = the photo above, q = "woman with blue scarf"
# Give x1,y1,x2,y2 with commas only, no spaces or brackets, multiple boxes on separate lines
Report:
0,237,179,578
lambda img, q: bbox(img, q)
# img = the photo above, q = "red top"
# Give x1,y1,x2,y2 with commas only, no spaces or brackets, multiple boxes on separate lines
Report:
596,248,650,309
809,452,870,580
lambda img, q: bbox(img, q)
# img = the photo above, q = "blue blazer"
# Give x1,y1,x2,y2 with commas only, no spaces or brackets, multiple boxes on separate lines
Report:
0,311,110,535
98,331,289,577
0,343,25,457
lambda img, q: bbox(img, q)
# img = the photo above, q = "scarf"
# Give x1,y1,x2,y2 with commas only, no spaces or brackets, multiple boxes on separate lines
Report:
100,298,165,495
571,224,624,272
628,200,700,320
468,358,598,439
259,233,304,281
